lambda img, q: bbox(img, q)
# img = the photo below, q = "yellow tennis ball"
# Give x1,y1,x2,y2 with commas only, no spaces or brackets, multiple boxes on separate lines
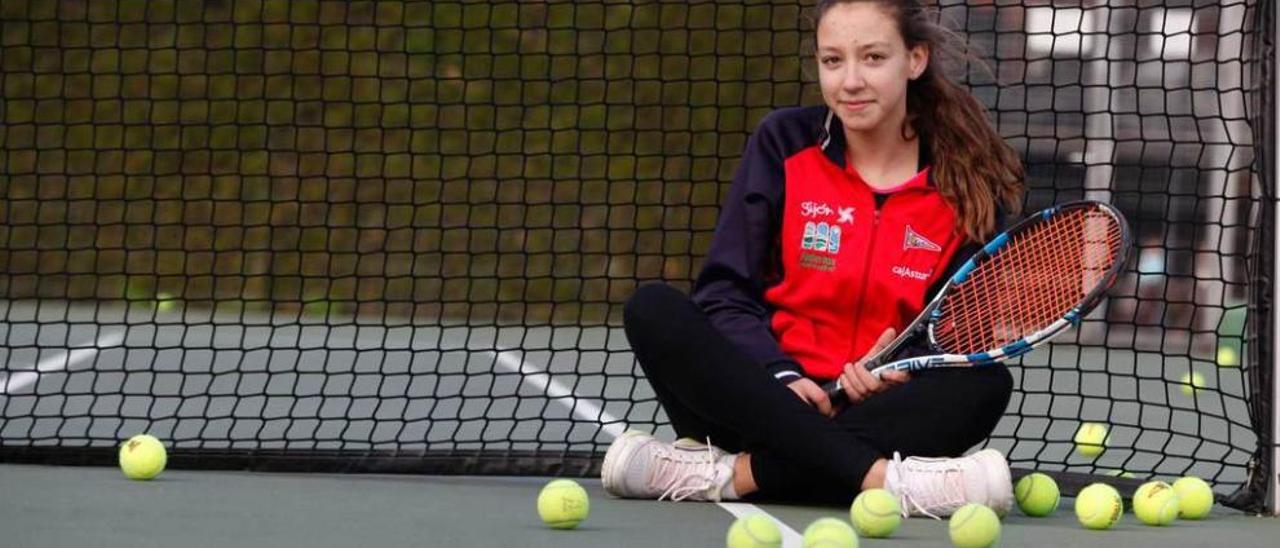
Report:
118,434,167,480
536,479,589,529
1178,371,1206,396
1105,469,1136,479
156,292,178,312
802,517,858,548
849,488,900,538
949,503,1000,548
1015,472,1060,516
1075,483,1123,530
1074,423,1109,457
1217,345,1238,367
1171,476,1213,519
727,514,781,548
1132,481,1180,526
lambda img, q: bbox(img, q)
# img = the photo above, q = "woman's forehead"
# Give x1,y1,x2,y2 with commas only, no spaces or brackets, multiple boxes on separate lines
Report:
816,4,901,48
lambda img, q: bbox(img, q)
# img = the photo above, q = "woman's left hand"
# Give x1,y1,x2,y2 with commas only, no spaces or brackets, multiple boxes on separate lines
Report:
838,328,911,403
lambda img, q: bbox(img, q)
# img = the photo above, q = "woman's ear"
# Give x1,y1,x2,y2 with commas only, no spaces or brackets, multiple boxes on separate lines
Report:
909,44,930,80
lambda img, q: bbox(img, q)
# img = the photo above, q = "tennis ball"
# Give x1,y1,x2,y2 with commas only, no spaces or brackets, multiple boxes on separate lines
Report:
118,434,167,480
727,514,782,548
1074,422,1109,457
801,517,858,548
536,479,589,529
1075,483,1123,530
1171,476,1213,519
1217,345,1238,367
1178,371,1206,396
949,503,1000,548
1132,481,1180,526
1105,469,1136,479
1015,472,1060,516
156,292,178,312
849,488,900,538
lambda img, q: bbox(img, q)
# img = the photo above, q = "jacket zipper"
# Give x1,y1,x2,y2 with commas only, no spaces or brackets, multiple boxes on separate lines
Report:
849,204,881,360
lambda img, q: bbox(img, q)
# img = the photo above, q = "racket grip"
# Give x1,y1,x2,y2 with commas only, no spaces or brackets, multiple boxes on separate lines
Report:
822,358,885,403
821,379,846,403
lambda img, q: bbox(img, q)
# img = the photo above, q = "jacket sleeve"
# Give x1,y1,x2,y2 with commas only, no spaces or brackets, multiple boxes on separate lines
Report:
690,114,806,384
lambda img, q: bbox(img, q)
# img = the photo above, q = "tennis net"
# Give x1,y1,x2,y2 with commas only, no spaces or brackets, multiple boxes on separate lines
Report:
0,0,1275,513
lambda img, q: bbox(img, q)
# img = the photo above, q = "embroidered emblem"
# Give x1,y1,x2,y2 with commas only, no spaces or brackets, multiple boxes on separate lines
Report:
800,220,841,271
837,207,855,224
903,225,941,252
799,253,836,272
802,222,841,254
800,201,834,218
891,265,932,280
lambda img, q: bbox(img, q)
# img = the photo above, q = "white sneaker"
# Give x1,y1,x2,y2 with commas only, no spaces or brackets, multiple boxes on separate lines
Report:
883,448,1013,518
601,430,736,501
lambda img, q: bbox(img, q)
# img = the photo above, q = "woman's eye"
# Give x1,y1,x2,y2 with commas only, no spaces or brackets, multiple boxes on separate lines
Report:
821,56,840,65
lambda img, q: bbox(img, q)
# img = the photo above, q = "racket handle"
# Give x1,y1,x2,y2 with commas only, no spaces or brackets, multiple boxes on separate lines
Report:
822,379,845,403
821,359,885,403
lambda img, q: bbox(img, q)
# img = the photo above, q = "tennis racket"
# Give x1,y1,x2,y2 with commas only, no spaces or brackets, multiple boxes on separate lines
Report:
823,200,1132,402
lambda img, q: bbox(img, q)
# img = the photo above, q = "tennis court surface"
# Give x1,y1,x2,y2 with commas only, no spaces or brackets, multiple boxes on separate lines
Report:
5,466,1280,548
2,0,1278,546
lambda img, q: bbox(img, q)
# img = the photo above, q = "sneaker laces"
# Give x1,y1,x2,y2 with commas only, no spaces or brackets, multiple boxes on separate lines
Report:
889,452,967,520
653,437,727,502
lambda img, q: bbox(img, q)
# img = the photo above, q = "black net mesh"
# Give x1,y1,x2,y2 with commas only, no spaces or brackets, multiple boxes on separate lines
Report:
0,0,1274,511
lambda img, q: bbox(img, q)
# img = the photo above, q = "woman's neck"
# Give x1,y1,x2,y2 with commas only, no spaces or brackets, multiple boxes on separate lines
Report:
844,126,920,190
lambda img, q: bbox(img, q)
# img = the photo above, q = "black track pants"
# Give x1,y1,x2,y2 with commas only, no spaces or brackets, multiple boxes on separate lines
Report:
622,283,1013,503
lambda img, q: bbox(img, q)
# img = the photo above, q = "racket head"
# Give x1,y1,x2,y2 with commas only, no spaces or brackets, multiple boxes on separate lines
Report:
924,200,1132,357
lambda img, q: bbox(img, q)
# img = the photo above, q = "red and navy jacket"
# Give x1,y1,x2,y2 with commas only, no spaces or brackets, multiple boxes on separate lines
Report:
691,106,999,383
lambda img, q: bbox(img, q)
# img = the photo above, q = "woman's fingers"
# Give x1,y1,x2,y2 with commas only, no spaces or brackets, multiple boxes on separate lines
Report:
852,360,886,393
807,383,834,417
788,378,835,417
843,362,911,403
841,328,909,403
872,328,897,352
880,369,911,385
840,362,871,402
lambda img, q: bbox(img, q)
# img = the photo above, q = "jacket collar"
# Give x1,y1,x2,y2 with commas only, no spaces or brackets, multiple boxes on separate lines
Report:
821,108,934,185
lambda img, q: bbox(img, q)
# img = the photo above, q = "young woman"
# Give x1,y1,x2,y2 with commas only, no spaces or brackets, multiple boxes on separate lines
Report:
602,0,1025,517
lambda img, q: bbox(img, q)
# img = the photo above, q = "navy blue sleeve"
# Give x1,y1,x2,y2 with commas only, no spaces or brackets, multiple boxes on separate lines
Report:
691,110,816,384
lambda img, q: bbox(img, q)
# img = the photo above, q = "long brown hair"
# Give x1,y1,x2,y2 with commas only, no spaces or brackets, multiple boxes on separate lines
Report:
813,0,1024,242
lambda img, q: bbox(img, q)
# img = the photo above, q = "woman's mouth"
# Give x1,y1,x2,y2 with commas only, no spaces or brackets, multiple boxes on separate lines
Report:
841,100,872,112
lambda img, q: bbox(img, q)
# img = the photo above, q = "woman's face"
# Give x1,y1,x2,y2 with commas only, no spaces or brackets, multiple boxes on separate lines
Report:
816,2,929,137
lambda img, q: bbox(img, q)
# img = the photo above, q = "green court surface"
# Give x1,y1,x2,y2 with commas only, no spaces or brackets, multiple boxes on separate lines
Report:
3,464,1277,548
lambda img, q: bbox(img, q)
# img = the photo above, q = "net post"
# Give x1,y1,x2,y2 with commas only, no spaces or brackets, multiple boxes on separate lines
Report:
1272,0,1280,515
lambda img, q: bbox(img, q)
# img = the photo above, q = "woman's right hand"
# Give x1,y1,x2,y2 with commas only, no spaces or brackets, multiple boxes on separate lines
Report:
838,328,909,403
787,377,835,418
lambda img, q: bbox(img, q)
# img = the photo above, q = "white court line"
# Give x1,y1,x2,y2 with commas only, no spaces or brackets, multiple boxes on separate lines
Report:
491,348,627,440
492,347,802,547
0,329,126,394
719,502,806,548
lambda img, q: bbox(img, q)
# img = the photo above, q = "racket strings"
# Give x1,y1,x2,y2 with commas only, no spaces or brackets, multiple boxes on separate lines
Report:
934,207,1123,354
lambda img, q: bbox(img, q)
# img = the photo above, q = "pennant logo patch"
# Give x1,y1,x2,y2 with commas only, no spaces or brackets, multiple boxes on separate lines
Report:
903,225,941,252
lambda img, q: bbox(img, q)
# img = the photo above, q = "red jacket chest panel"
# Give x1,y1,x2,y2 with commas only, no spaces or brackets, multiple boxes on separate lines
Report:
764,147,963,379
